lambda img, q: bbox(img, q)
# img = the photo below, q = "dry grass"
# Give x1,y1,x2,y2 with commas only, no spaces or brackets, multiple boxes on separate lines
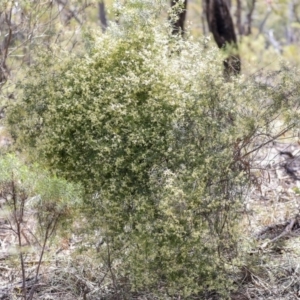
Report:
235,138,300,299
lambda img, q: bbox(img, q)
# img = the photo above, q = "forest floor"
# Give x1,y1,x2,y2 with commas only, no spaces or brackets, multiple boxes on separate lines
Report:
235,139,300,300
1,136,300,299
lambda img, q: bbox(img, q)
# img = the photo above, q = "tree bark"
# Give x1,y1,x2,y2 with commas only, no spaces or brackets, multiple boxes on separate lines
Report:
201,0,208,36
205,0,240,76
0,11,12,87
244,0,256,36
98,1,107,33
236,0,243,35
170,0,188,36
287,0,295,44
225,0,231,9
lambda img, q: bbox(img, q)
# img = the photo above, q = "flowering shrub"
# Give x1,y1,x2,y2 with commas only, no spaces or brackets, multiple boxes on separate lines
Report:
7,2,300,297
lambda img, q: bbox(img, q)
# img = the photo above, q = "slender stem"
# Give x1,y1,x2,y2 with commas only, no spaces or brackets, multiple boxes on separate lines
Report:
11,176,27,300
107,240,119,298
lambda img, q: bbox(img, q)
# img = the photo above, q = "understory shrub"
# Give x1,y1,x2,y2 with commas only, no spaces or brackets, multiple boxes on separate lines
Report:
0,154,82,298
6,1,300,297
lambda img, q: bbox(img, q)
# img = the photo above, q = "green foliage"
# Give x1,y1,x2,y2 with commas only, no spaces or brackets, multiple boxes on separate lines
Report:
6,2,300,297
0,153,83,297
0,154,82,237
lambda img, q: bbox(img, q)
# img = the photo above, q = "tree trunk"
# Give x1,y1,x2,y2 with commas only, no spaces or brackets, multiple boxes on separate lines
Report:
225,0,231,9
201,0,208,36
287,0,295,44
170,0,188,36
98,1,107,33
0,11,12,87
205,0,240,76
236,0,243,35
244,0,256,36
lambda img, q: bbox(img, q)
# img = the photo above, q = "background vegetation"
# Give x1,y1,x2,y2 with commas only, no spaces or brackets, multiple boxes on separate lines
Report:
1,0,300,299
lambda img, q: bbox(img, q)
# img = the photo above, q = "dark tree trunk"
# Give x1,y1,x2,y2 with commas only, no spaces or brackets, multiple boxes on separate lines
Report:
98,1,107,33
170,0,188,36
205,0,241,76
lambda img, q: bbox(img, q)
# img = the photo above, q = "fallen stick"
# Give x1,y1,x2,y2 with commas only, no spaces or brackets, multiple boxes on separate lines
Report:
260,216,299,249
